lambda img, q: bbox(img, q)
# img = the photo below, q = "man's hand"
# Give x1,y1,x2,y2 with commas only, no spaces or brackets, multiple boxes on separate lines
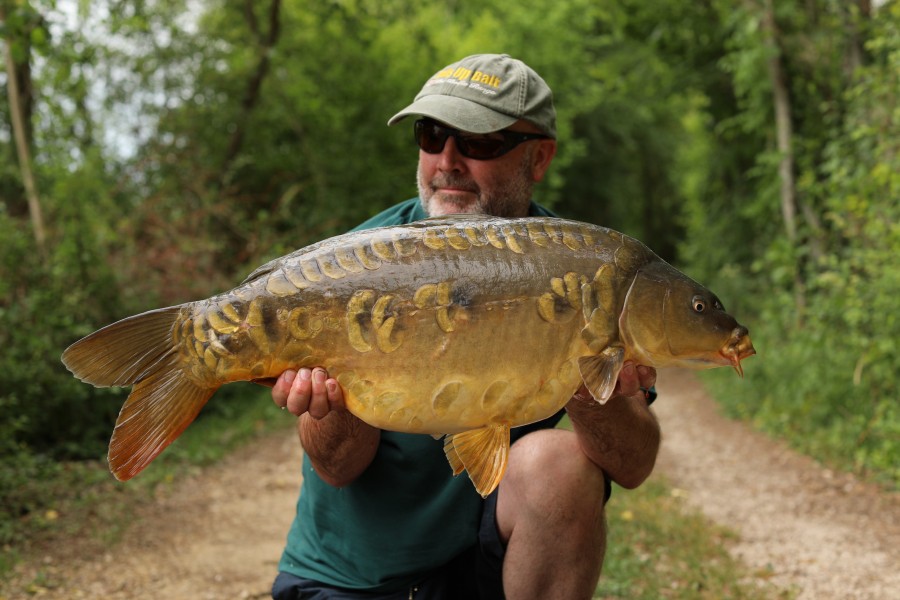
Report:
272,367,379,487
610,362,656,403
272,367,346,419
566,361,661,489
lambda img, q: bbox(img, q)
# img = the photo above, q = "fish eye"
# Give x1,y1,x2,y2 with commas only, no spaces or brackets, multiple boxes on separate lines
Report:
692,296,707,313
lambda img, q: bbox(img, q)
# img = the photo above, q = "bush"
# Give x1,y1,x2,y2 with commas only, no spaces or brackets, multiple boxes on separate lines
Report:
699,13,900,488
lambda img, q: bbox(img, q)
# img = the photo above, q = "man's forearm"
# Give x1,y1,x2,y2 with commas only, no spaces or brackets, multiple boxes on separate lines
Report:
299,411,380,487
565,391,660,489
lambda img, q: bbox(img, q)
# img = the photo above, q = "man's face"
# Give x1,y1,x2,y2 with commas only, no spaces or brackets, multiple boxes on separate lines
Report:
416,122,556,218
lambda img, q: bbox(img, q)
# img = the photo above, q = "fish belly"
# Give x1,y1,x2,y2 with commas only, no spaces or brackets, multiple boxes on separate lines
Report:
331,295,590,435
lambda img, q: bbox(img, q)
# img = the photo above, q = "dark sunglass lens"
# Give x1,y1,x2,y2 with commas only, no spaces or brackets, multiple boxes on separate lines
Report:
415,121,448,154
458,136,508,159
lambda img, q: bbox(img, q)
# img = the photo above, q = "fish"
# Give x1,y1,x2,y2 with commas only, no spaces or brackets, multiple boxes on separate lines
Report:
61,215,755,497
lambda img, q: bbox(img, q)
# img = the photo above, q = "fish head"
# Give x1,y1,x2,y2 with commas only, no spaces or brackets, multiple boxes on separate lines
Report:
619,261,755,375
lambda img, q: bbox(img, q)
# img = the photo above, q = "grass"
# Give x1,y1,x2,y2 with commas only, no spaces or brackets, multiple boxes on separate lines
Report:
597,478,792,598
3,387,790,598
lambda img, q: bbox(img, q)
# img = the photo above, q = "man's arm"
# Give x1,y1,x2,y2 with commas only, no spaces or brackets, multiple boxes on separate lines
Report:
565,362,660,489
272,368,380,487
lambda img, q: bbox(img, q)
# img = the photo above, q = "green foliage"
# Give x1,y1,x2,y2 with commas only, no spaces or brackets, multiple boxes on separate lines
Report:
693,1,900,488
0,205,123,550
0,210,121,460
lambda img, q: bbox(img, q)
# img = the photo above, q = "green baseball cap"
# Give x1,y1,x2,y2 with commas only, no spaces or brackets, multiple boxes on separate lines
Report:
388,53,557,138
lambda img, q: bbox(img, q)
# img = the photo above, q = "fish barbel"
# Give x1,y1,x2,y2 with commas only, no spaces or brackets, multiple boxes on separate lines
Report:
62,215,755,497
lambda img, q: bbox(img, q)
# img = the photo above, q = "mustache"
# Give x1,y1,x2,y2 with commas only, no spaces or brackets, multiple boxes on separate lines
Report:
428,174,480,194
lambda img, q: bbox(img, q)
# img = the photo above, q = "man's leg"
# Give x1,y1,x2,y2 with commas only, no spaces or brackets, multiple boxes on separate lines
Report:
496,428,608,600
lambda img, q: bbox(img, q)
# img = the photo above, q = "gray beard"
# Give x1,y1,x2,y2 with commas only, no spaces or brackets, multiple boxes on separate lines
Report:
417,149,536,218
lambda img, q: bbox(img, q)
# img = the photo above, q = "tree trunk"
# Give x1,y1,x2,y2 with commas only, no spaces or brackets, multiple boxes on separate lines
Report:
762,0,797,242
845,0,871,77
761,0,804,316
220,0,282,187
3,9,47,260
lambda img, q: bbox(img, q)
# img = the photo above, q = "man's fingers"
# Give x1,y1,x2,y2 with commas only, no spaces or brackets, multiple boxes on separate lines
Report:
614,362,656,401
616,362,640,396
271,370,297,408
307,368,330,419
326,377,344,409
284,368,312,416
636,365,657,390
272,367,346,418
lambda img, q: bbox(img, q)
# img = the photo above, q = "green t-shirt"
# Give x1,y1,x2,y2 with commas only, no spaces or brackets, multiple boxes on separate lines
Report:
278,198,563,592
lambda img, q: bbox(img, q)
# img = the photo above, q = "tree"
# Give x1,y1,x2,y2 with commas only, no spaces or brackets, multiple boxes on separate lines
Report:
2,1,46,258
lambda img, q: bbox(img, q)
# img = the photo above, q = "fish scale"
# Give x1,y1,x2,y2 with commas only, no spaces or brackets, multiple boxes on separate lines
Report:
61,215,755,497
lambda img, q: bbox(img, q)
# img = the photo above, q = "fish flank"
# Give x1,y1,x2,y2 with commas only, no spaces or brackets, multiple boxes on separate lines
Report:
464,226,488,246
446,227,471,250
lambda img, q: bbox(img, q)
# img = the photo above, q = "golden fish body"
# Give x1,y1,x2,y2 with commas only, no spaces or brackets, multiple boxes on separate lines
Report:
187,217,611,433
62,216,755,496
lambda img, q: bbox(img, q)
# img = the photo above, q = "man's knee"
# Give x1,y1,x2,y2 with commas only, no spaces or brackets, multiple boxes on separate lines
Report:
497,429,608,541
508,429,607,497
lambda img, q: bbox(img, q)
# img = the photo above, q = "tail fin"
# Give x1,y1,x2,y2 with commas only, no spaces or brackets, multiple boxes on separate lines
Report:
62,306,218,481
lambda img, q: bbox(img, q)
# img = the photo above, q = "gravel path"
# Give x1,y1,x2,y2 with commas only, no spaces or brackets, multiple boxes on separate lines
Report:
653,370,900,599
4,433,302,599
3,370,898,599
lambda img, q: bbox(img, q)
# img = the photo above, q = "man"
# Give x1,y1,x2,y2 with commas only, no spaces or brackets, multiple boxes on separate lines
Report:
271,54,659,600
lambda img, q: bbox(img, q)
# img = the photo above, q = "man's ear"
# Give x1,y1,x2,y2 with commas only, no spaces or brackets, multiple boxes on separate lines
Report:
531,139,557,182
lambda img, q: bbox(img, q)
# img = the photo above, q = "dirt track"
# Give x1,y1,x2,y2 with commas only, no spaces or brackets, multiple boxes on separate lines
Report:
653,370,900,599
3,371,899,599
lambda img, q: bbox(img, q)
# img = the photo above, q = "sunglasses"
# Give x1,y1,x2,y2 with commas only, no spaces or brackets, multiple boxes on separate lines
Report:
414,119,551,160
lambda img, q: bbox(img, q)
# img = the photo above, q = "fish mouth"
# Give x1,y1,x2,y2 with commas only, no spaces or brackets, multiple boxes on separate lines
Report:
719,326,756,377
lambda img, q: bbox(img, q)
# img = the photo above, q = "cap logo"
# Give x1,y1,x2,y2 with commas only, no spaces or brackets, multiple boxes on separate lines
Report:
427,66,502,96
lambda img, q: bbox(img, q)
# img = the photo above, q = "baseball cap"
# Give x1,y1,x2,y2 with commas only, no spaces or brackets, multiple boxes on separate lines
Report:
388,53,557,138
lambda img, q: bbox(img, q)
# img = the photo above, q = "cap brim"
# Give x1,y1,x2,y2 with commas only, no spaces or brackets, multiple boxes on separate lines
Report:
387,95,518,133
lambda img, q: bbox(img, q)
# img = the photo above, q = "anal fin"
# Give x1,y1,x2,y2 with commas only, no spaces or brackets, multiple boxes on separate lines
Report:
578,346,625,404
443,425,510,498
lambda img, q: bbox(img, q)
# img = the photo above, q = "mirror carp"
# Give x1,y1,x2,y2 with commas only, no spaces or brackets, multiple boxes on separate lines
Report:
62,215,755,497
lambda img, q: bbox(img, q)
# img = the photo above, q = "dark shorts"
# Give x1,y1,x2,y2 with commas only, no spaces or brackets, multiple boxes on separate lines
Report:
272,491,507,600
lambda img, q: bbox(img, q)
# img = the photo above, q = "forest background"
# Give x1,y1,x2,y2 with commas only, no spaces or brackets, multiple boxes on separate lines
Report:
1,0,897,563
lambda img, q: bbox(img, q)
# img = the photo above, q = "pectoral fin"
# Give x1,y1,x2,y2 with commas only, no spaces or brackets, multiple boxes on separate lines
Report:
578,346,625,405
443,424,511,498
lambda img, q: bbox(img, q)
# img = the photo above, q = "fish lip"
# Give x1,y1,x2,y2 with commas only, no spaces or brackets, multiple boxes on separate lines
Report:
720,328,756,377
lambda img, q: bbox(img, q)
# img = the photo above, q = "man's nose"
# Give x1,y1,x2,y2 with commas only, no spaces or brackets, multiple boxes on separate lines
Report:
436,136,466,171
